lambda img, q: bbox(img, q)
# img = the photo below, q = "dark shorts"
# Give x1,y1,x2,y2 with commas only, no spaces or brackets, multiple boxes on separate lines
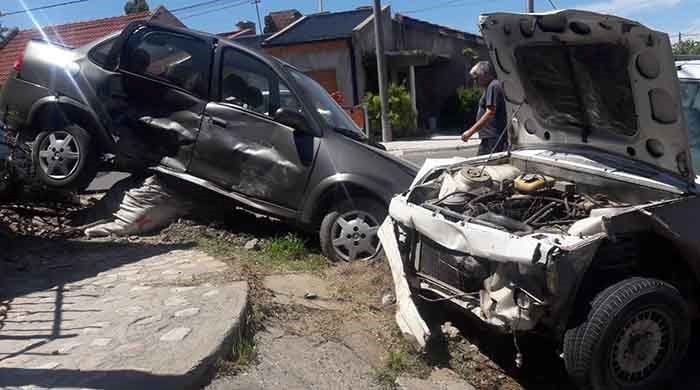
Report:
478,136,507,156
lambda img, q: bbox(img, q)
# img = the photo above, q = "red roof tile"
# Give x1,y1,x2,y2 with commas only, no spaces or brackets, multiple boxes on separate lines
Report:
0,11,150,85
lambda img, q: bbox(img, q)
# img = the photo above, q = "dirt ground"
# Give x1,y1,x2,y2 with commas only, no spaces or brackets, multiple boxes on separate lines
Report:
3,196,700,390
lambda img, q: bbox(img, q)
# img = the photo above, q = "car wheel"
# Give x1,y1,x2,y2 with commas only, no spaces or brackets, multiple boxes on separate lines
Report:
563,277,690,390
32,124,98,190
320,197,386,262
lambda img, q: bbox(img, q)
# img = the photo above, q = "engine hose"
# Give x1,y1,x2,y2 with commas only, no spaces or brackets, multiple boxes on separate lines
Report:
476,212,533,234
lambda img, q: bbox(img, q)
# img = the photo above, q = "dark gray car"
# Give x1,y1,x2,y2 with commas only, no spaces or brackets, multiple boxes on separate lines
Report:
0,21,416,262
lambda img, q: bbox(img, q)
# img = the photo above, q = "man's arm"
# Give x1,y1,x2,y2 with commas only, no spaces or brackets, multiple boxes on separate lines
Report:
462,106,496,142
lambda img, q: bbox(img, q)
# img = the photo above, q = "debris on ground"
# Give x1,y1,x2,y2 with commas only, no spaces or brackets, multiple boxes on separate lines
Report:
381,293,396,307
441,322,460,339
244,238,261,251
303,292,318,300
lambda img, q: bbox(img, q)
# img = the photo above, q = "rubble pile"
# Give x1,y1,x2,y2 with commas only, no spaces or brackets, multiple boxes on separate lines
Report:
0,201,84,239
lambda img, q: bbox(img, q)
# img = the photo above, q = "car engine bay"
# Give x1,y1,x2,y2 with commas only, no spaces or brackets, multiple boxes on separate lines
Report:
422,163,641,240
391,158,681,333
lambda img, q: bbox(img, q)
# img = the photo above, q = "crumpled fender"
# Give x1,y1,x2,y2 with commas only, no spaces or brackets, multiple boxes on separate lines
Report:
378,217,431,348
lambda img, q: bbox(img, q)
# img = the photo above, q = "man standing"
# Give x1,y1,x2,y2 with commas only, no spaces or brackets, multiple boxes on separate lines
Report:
461,61,507,155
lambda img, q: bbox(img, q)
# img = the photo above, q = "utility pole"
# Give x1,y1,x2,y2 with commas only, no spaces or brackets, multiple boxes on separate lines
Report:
319,0,324,12
372,0,392,142
679,32,682,44
253,0,262,34
527,0,534,12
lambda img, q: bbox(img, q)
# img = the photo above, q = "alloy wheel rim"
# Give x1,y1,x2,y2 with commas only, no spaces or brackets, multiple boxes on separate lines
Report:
37,131,81,180
331,210,380,261
610,307,672,384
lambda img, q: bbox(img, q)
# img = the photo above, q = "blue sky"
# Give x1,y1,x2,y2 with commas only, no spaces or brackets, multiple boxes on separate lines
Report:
1,0,698,42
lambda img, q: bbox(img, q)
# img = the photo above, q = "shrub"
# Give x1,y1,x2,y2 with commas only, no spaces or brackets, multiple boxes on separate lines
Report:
364,83,419,139
439,86,481,129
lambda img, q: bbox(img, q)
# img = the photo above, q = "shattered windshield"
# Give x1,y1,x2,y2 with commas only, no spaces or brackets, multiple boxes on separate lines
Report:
680,80,700,174
288,69,362,134
515,44,637,137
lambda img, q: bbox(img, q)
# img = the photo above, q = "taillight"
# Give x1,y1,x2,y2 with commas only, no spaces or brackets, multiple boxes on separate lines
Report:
13,52,23,72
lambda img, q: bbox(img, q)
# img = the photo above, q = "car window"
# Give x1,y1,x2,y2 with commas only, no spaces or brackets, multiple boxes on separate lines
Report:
288,68,362,133
88,37,117,68
220,48,301,116
124,31,210,97
680,80,700,174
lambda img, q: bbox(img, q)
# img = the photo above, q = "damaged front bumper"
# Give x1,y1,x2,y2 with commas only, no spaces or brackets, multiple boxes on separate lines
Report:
379,194,606,347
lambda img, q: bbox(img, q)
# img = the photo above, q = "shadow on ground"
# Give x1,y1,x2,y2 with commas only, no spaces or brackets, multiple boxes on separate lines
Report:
0,367,186,389
0,236,195,300
421,301,700,390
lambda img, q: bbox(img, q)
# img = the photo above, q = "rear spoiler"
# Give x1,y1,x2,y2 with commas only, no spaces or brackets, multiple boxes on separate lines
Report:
29,37,74,49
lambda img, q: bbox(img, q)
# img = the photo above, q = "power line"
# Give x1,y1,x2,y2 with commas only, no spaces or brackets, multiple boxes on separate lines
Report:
0,0,91,17
402,0,483,15
171,0,234,13
179,0,250,20
547,0,558,9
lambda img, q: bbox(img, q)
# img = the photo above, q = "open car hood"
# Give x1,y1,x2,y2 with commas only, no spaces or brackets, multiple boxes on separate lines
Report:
480,10,694,182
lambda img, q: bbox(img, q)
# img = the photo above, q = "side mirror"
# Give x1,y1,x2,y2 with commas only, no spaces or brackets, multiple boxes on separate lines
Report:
274,108,311,134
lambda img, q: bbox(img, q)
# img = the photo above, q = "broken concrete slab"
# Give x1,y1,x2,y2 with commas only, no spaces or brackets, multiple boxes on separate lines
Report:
0,246,248,390
206,327,380,390
263,273,344,311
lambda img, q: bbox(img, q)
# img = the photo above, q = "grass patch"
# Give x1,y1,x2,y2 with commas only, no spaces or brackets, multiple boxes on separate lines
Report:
374,349,431,389
213,306,259,378
193,232,328,273
265,233,307,260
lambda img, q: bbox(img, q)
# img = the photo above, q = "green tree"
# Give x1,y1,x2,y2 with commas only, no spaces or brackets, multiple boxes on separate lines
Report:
673,39,700,56
124,0,149,15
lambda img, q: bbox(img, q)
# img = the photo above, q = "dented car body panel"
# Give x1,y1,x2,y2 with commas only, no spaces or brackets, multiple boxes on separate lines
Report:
0,21,416,227
381,10,700,351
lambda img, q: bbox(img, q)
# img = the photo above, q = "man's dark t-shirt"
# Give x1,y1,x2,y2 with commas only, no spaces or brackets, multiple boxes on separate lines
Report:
476,79,507,139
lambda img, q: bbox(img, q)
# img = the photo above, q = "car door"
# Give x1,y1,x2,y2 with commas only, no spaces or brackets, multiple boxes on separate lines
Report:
188,45,316,210
114,24,213,172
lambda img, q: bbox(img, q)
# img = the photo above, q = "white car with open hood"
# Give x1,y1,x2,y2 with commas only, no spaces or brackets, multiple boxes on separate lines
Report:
380,10,699,390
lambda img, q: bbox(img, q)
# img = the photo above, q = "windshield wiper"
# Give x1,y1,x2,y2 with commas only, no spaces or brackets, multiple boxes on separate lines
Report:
334,127,368,141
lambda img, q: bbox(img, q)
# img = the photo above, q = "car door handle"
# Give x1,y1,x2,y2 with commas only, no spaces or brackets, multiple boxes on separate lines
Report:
209,116,228,127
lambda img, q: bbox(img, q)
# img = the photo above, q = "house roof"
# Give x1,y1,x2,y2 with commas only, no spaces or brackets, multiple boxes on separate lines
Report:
267,9,303,32
394,14,483,44
264,8,373,46
0,11,153,85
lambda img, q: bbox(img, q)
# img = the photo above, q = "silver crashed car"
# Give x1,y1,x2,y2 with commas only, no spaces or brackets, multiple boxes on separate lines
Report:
380,10,699,390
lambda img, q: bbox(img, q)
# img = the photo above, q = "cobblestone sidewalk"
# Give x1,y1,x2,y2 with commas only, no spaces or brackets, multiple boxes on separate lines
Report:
0,241,248,390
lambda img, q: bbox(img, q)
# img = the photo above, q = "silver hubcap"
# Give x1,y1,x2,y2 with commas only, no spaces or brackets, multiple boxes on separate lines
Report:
331,210,380,261
610,308,671,384
38,131,81,179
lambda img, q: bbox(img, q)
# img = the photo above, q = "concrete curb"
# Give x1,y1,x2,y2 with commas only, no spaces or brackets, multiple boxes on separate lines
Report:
188,283,251,390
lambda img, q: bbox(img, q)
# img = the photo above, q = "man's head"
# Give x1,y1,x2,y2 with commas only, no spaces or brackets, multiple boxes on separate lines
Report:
470,61,496,88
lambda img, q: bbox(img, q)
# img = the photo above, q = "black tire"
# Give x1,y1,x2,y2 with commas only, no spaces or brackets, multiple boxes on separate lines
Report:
32,124,98,190
319,197,387,262
563,277,690,390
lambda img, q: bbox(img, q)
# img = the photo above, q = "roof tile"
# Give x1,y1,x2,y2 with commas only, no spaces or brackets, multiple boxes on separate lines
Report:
264,9,372,46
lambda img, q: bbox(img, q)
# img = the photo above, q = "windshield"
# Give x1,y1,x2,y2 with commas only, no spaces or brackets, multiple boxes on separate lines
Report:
680,80,700,174
288,68,362,133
